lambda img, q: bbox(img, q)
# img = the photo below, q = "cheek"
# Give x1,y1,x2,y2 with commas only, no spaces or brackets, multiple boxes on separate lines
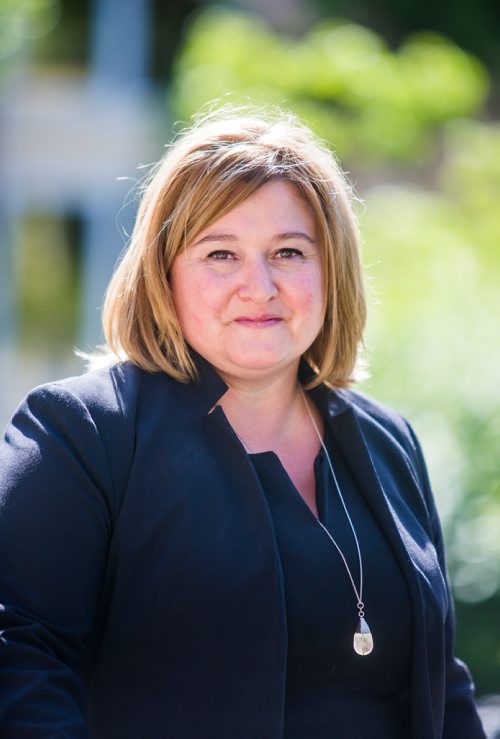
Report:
172,269,226,332
293,270,325,319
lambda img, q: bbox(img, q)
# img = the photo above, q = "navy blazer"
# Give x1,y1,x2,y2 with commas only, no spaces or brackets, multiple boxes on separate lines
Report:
0,358,485,738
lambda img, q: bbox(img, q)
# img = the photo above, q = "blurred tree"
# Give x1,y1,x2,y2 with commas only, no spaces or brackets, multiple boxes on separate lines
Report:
312,0,500,91
33,0,89,67
0,0,62,68
1,0,198,80
171,8,488,168
151,0,199,80
18,214,82,350
170,7,500,694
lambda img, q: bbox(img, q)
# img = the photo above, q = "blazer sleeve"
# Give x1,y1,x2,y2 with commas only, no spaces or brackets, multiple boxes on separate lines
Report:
0,383,116,736
405,421,486,739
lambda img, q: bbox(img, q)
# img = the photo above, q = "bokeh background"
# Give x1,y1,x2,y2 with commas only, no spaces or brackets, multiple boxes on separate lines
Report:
1,0,499,730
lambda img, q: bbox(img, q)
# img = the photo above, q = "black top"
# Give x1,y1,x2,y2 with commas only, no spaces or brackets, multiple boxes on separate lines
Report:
250,427,413,738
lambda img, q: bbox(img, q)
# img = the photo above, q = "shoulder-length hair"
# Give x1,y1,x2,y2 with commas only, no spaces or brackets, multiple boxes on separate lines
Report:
101,108,367,389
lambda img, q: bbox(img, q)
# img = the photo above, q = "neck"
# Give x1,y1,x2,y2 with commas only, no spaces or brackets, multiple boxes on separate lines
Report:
216,364,319,454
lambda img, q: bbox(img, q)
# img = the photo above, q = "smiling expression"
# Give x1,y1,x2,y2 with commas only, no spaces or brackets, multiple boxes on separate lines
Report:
169,179,325,385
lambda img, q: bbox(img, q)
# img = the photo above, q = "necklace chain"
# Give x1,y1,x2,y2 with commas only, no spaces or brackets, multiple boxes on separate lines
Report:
301,389,368,623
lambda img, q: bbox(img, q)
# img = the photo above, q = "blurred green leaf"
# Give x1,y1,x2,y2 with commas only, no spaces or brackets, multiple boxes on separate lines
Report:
171,8,489,164
0,0,61,60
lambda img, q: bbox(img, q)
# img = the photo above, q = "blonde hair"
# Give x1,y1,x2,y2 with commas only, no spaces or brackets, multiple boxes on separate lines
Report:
101,108,366,388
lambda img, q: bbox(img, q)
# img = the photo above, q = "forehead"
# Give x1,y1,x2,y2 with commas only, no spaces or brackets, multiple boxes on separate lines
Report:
196,179,317,236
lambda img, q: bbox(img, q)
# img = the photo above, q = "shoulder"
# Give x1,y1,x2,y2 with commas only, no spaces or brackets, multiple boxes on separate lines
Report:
14,361,203,459
322,385,437,520
6,361,179,458
326,386,422,464
13,362,188,465
23,361,176,426
3,363,181,512
44,360,158,410
330,386,411,435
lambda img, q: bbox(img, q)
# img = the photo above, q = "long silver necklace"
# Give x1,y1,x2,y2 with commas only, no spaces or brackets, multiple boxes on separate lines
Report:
301,390,374,656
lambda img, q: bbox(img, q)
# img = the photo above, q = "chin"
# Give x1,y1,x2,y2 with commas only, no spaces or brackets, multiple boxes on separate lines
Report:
224,353,297,376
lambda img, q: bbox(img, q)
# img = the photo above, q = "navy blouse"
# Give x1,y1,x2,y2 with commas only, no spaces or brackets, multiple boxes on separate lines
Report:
250,427,414,738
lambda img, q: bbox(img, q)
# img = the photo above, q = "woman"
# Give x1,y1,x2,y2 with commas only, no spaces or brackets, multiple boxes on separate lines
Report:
0,110,485,738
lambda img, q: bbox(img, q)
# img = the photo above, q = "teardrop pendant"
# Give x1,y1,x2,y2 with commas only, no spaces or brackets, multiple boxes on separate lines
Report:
353,617,374,656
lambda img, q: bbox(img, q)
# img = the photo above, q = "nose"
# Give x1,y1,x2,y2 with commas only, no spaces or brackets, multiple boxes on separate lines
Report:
238,257,279,302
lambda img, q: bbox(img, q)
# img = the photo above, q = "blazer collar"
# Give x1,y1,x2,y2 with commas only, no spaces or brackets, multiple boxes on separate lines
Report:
188,353,352,418
187,352,228,414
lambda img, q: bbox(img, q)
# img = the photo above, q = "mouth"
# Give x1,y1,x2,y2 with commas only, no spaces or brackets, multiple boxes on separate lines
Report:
233,316,283,328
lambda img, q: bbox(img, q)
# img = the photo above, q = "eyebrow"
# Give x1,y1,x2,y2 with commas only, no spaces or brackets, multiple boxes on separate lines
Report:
193,231,316,246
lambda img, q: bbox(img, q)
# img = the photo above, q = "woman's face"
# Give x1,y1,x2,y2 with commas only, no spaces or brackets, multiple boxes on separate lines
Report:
170,179,325,386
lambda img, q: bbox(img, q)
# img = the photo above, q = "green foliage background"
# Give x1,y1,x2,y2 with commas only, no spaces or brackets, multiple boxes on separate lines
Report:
171,8,500,694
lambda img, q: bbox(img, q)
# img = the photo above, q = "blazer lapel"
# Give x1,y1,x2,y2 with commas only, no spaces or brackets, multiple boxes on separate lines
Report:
201,404,288,738
323,403,437,738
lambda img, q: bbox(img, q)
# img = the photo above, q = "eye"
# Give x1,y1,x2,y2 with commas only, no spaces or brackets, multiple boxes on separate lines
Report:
206,250,236,261
275,247,304,259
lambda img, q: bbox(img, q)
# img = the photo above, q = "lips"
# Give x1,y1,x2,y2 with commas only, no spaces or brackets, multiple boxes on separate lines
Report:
233,315,283,327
